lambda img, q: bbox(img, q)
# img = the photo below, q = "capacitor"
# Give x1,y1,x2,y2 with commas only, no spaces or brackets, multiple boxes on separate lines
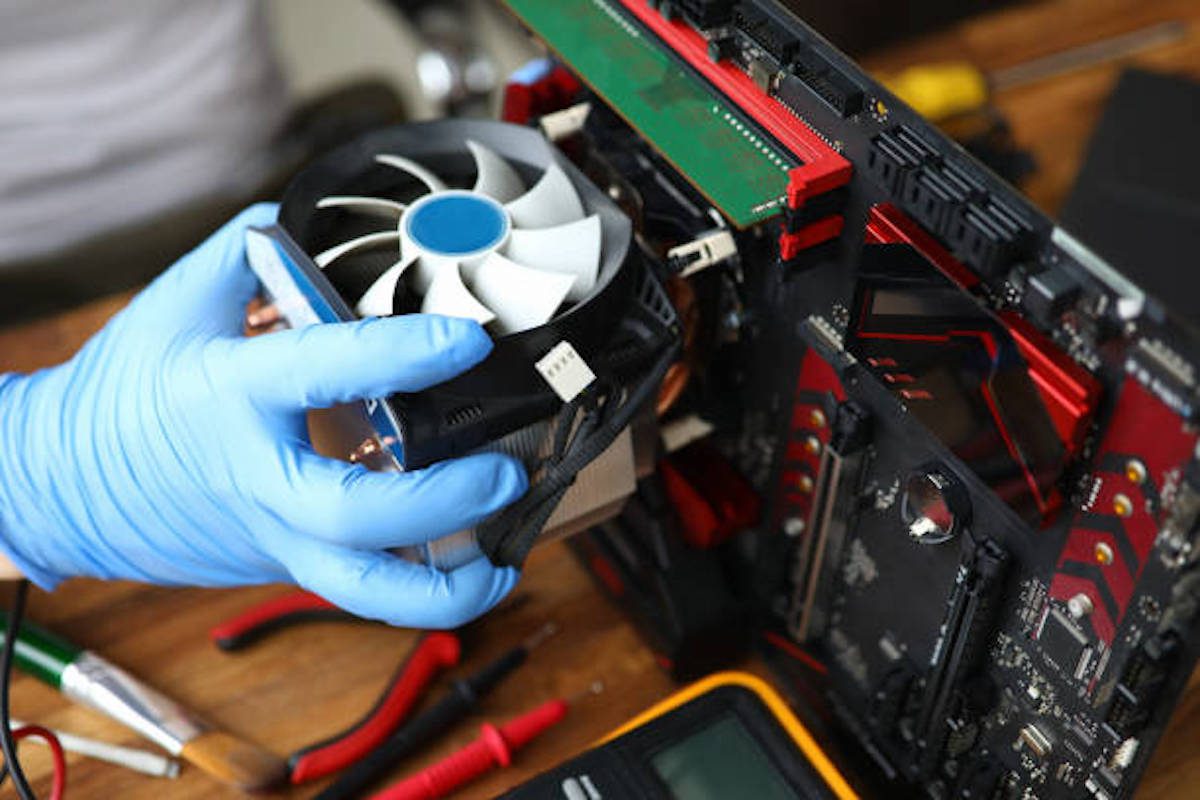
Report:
1068,593,1095,619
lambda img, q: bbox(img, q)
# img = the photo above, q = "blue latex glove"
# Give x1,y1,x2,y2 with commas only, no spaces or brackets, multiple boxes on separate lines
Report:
0,204,526,628
509,58,555,86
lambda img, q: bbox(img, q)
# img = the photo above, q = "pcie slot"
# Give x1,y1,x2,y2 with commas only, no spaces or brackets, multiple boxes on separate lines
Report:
909,537,1008,777
790,444,844,641
789,403,869,641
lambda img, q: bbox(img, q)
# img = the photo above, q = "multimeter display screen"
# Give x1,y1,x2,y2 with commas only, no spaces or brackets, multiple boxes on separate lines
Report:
650,714,802,800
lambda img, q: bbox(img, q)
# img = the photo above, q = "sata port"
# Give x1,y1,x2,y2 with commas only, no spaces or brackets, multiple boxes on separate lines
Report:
941,161,987,202
983,199,1034,250
949,197,1035,277
867,132,922,194
903,168,965,234
894,124,938,163
958,205,1009,277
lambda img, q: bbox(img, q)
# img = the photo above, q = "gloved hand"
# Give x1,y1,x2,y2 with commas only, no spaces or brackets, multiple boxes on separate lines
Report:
0,204,526,628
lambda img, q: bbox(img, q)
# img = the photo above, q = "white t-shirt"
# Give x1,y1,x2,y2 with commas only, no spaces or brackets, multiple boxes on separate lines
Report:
0,0,290,264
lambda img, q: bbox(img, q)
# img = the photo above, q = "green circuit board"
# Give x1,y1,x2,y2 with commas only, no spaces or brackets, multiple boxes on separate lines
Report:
502,0,793,227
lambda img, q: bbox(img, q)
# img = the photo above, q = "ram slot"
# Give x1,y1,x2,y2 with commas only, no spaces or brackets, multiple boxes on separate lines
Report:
911,537,1008,777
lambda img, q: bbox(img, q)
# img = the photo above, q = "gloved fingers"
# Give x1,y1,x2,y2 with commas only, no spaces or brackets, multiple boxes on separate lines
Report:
228,314,493,411
275,538,519,628
140,203,279,335
285,447,528,549
509,57,555,85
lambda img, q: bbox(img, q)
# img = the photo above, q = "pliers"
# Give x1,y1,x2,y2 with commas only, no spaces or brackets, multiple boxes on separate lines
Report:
210,591,461,784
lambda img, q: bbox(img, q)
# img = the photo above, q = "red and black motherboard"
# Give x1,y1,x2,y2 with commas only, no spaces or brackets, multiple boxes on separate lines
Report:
502,2,1200,798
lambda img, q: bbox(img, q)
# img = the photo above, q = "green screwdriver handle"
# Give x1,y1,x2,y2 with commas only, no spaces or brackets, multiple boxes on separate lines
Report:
0,613,83,689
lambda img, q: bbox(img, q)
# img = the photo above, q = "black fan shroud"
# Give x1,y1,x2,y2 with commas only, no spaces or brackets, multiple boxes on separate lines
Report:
276,119,669,469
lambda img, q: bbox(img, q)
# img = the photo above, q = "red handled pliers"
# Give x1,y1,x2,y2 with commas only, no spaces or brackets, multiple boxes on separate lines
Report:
210,591,461,784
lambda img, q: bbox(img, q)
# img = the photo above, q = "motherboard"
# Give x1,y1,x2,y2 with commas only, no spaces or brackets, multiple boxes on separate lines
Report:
499,1,1200,798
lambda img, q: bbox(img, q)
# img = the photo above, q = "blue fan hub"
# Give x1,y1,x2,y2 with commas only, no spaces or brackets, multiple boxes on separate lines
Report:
405,191,509,257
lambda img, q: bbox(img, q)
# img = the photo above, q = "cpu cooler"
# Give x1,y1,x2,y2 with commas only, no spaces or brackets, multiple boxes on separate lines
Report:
246,119,678,566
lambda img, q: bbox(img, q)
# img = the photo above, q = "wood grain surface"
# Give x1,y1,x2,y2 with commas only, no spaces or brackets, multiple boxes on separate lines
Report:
1,0,1199,797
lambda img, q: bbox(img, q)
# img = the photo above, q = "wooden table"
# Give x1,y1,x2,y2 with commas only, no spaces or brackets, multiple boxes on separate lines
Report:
2,0,1200,797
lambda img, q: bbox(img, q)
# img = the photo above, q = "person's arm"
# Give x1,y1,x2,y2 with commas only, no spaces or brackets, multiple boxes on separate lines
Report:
0,555,20,581
0,204,525,628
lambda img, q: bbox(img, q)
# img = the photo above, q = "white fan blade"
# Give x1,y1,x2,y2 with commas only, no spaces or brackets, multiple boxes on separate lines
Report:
504,162,584,229
504,214,602,302
410,252,459,295
457,251,490,285
421,263,496,326
468,140,526,203
470,252,574,335
375,154,448,194
314,230,400,269
355,253,418,317
316,195,406,218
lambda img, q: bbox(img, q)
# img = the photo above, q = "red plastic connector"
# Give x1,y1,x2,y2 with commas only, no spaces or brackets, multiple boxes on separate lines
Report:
786,164,852,210
779,216,844,260
501,66,582,125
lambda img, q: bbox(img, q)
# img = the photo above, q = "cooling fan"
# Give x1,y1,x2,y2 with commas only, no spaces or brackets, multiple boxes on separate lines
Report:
314,135,602,334
248,119,677,564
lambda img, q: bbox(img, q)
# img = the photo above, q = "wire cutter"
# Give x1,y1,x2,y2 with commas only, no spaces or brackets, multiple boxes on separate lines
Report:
210,590,461,784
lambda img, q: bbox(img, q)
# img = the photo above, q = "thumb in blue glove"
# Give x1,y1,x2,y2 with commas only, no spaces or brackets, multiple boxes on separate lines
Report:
0,203,526,629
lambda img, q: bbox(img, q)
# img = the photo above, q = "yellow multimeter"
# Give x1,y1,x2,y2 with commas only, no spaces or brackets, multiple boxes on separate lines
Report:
502,672,859,800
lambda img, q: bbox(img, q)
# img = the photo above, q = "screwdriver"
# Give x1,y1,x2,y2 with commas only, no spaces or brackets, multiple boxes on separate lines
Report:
366,682,603,800
314,622,558,800
881,20,1187,123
